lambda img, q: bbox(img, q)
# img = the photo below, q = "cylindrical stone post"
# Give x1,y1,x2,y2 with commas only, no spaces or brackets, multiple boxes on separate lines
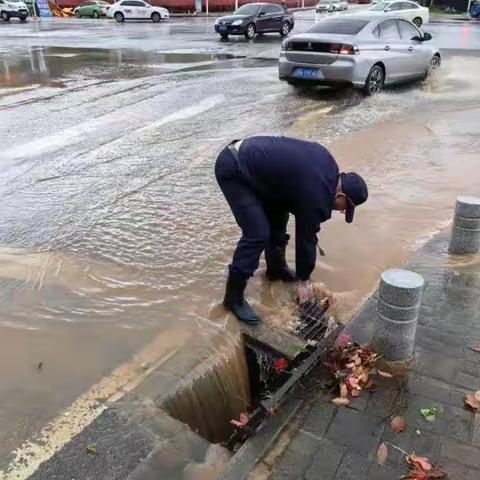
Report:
373,269,424,362
449,196,480,255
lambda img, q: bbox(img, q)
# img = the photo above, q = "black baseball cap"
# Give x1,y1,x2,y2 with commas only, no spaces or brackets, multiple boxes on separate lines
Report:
341,172,368,224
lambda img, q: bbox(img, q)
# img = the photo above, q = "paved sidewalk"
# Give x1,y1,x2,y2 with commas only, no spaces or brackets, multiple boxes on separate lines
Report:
266,230,480,480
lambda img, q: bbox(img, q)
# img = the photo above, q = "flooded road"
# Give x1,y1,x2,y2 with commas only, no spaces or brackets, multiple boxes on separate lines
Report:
1,13,480,478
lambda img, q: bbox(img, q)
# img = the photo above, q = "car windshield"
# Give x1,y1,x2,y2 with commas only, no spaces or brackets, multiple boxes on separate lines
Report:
234,4,260,15
308,18,368,34
370,2,389,10
319,0,331,3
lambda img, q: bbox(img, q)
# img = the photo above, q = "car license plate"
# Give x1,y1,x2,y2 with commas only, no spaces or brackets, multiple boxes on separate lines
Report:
219,25,227,31
294,67,321,80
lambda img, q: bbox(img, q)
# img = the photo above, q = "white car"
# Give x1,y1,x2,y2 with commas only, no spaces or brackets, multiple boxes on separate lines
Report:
367,0,429,27
316,0,347,11
0,0,29,21
106,0,169,22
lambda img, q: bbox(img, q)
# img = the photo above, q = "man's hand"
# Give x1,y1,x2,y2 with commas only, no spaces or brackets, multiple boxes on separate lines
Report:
297,280,313,304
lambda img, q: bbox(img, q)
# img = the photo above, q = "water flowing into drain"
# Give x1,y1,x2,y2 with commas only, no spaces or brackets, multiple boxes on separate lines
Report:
161,333,252,444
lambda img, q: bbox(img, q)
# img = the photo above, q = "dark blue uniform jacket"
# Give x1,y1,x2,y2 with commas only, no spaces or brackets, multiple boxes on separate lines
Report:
238,136,339,281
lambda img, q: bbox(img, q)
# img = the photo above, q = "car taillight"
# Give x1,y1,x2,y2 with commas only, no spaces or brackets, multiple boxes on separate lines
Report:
330,43,359,54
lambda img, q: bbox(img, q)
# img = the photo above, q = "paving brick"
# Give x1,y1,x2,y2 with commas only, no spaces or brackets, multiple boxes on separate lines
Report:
407,374,455,405
458,360,480,379
440,439,480,469
450,389,469,408
304,438,345,480
326,408,384,456
437,457,480,480
302,400,336,438
333,452,369,480
276,431,320,477
412,348,459,383
268,470,293,480
472,413,480,448
415,326,464,356
443,405,473,443
381,426,411,467
454,372,480,390
367,463,402,480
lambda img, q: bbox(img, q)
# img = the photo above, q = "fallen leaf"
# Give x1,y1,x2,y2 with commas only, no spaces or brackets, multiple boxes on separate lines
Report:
407,454,433,471
420,405,440,421
377,370,394,378
351,388,361,397
334,330,353,348
331,397,350,407
377,442,388,465
230,412,249,428
273,358,289,373
85,444,97,455
465,393,480,411
475,391,480,402
390,416,406,433
467,345,480,354
340,382,348,398
426,468,448,478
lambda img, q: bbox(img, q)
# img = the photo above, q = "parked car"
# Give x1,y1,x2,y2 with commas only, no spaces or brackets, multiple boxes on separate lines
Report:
106,0,169,22
74,0,110,18
214,3,294,40
279,15,440,95
366,0,429,27
316,0,343,12
470,0,480,17
0,0,28,21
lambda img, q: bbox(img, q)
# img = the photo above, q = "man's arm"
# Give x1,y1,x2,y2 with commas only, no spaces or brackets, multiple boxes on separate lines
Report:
295,210,322,282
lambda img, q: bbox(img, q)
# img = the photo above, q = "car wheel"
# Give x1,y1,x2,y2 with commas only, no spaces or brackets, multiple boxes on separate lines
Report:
244,23,255,40
151,12,161,22
220,33,228,39
75,10,80,17
20,15,27,20
363,64,384,95
429,54,441,69
412,16,422,27
1,11,10,21
93,10,99,18
114,11,124,22
280,21,290,37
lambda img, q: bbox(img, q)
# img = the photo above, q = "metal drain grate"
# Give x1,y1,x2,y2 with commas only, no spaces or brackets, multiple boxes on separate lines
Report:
297,298,330,342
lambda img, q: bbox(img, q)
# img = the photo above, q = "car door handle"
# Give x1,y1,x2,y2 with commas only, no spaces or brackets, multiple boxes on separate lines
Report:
408,46,413,52
384,45,390,51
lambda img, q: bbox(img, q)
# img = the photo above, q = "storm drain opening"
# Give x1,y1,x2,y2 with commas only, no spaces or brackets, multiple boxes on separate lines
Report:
160,298,341,450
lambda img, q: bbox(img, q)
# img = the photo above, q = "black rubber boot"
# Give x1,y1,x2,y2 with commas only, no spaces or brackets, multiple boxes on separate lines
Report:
223,267,261,325
265,245,297,282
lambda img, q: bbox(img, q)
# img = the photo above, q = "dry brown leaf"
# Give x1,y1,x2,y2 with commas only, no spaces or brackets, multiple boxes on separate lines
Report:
340,383,348,398
407,454,433,471
332,397,350,407
465,393,480,411
475,390,480,402
377,442,388,465
390,416,406,433
377,370,394,378
351,388,361,397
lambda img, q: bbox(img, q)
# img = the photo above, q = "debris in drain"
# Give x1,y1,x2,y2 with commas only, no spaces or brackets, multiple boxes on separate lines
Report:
325,342,394,406
224,298,342,451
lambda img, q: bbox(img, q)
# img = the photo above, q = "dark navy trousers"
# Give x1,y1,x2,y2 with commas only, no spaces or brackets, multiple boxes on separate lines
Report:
215,146,289,277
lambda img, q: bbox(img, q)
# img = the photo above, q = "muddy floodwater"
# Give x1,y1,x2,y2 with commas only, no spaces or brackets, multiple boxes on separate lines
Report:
1,15,480,478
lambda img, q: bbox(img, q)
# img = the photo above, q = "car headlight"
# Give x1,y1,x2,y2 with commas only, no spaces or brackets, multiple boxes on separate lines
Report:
215,18,220,25
231,19,243,26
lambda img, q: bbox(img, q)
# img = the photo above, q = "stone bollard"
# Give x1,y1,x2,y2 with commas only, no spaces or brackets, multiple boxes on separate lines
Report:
449,196,480,255
373,269,424,362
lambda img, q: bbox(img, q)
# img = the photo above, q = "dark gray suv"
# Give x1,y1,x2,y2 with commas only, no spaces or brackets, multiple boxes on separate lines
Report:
214,3,294,40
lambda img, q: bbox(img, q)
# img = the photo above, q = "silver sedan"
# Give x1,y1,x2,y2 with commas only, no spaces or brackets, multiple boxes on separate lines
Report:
279,15,441,95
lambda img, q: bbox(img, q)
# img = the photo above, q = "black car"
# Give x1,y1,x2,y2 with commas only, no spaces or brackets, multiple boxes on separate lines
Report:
214,3,294,40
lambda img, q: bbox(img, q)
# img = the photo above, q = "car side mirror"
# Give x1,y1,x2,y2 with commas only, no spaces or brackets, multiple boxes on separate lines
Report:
422,32,432,41
411,35,422,41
